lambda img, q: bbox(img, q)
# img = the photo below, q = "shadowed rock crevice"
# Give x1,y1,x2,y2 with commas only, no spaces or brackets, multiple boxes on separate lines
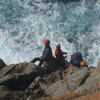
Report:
0,63,40,90
79,70,90,86
0,59,7,70
0,58,59,90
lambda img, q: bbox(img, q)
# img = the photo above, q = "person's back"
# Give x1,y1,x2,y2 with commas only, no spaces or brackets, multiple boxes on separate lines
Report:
42,45,52,61
55,47,64,60
55,43,67,69
70,51,83,67
71,51,83,61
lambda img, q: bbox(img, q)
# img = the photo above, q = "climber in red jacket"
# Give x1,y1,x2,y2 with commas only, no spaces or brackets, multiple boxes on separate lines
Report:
55,43,67,70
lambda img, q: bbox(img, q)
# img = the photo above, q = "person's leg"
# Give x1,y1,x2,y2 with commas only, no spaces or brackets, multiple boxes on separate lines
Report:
58,60,66,70
38,60,44,67
59,67,63,80
30,57,42,63
62,60,66,69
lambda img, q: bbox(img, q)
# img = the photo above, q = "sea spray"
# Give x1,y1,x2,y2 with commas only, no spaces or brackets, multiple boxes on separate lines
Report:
0,0,100,66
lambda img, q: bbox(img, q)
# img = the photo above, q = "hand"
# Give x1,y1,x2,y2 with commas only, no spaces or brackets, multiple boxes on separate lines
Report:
63,52,67,54
64,56,67,58
64,52,67,54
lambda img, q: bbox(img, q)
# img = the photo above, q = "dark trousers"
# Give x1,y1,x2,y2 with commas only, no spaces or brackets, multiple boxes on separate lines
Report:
70,60,81,67
57,59,66,70
30,57,44,67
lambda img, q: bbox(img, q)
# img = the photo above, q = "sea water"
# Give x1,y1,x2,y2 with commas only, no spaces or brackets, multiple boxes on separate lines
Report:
0,0,100,66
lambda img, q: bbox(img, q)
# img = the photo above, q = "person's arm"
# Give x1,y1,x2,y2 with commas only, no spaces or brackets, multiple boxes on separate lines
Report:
64,56,67,58
62,52,67,54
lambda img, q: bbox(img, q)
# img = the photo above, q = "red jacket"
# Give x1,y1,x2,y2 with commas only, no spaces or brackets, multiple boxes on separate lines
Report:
55,48,66,60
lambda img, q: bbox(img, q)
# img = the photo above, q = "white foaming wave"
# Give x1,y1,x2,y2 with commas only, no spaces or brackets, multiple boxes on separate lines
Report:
0,0,100,67
76,25,100,66
95,0,100,10
89,24,100,66
88,42,100,66
9,11,74,64
75,0,87,15
0,30,21,64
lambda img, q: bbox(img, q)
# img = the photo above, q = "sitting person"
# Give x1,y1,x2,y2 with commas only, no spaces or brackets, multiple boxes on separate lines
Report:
30,40,53,67
70,51,87,67
54,43,67,70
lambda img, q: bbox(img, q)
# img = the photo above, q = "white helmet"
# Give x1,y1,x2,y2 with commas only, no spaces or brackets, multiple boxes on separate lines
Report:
55,43,61,48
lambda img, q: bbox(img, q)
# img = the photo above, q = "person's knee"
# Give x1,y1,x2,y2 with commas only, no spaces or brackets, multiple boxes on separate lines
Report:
30,57,40,63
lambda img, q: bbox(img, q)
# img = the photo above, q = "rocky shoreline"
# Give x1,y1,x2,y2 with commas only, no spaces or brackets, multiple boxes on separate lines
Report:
0,58,100,100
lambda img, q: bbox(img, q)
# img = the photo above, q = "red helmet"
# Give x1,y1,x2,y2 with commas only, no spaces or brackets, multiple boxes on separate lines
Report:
44,40,50,46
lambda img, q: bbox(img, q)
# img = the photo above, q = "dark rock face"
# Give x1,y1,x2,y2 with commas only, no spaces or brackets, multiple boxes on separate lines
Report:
42,57,60,75
0,59,6,70
67,67,90,91
75,61,100,96
0,85,11,100
0,85,25,100
0,59,60,89
46,80,71,98
45,67,90,98
0,60,99,100
0,62,40,88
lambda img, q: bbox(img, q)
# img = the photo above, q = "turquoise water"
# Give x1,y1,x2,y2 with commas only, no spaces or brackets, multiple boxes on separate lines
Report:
0,0,100,66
